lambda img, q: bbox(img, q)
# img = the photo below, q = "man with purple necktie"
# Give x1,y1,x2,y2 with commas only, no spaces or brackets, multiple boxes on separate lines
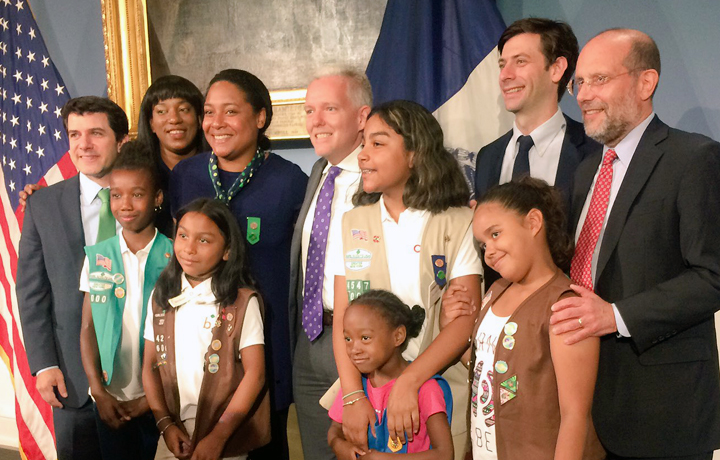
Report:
288,67,372,460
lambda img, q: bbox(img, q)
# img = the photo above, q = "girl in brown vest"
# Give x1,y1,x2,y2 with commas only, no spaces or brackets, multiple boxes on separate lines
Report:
142,198,270,460
451,178,604,459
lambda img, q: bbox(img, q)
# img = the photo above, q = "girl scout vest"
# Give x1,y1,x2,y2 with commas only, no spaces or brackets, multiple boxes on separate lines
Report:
341,202,477,438
365,374,453,453
467,271,605,459
151,288,271,456
84,233,173,386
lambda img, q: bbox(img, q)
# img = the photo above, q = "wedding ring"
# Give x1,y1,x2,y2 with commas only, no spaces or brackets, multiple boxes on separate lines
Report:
578,318,583,326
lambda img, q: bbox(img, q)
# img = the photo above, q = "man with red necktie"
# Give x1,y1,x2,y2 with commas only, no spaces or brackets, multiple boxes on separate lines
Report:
550,29,720,459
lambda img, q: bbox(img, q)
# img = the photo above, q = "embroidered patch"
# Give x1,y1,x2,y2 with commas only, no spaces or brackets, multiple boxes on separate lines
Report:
95,253,112,271
351,229,368,241
499,387,516,405
432,255,447,288
246,217,261,245
345,248,372,271
387,436,402,453
346,280,371,301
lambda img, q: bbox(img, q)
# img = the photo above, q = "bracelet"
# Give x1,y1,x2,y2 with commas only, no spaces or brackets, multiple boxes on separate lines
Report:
159,421,176,436
342,395,367,407
342,389,365,400
155,415,172,428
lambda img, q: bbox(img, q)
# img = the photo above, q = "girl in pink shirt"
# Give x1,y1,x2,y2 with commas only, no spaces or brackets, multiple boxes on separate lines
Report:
328,289,453,459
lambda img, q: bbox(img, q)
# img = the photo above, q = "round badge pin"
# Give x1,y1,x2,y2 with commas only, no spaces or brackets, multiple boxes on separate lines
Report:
211,340,222,351
250,222,258,230
434,258,444,268
112,273,124,285
208,363,219,374
504,322,518,336
502,335,516,350
226,313,234,322
114,287,125,299
164,252,171,258
209,353,220,364
495,360,508,374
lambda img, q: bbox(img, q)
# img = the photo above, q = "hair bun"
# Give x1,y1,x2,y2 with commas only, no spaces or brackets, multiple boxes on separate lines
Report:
406,305,426,338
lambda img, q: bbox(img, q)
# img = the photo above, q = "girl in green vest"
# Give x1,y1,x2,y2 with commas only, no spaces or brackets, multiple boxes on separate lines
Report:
331,100,483,458
79,141,172,460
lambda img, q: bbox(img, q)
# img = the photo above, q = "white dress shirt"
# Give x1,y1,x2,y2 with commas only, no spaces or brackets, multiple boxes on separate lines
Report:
301,145,362,311
574,113,655,336
79,172,121,246
499,108,567,186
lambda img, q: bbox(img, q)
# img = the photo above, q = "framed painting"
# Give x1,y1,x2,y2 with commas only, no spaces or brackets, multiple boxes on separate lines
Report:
101,0,386,141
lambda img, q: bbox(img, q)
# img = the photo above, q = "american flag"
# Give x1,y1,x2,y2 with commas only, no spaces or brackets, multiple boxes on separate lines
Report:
0,1,74,459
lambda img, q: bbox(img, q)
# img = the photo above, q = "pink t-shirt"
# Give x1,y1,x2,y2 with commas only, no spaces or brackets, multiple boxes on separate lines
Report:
329,378,447,453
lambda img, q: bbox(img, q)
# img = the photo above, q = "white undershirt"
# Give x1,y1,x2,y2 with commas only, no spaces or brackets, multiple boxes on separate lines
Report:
470,308,509,460
499,108,566,186
301,146,362,311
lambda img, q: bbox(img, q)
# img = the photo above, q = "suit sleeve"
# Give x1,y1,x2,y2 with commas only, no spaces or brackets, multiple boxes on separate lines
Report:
16,195,59,374
616,139,720,353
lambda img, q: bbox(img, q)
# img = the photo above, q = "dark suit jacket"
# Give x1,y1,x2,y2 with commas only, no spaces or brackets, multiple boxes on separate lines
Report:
474,114,597,207
17,175,91,408
475,114,598,288
571,116,720,456
288,158,327,357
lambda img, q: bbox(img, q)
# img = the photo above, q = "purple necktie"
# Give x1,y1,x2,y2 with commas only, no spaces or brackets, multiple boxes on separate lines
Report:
302,166,342,341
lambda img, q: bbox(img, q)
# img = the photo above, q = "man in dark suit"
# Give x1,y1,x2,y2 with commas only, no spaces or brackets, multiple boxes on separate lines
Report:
17,96,128,459
550,29,720,459
474,18,598,287
288,68,371,459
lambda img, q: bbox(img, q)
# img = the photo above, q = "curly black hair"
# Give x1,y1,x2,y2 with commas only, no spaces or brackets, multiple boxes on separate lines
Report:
477,176,574,271
349,289,425,352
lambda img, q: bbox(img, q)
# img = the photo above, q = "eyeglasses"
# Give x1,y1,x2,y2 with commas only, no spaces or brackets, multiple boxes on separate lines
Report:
567,70,640,96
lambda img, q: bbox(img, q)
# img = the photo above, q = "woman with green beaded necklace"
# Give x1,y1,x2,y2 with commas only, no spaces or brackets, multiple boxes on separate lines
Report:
169,68,308,460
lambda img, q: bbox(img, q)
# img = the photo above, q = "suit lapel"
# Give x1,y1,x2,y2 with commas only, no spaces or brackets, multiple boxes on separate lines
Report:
489,131,512,188
59,175,85,250
296,158,326,235
571,153,601,231
555,116,585,193
596,116,668,279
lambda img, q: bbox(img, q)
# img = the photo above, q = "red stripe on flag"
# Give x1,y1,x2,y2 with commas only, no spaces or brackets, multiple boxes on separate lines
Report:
56,152,77,179
14,397,49,460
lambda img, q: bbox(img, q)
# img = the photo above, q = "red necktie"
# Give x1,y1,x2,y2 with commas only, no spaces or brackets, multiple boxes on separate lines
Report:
571,149,618,290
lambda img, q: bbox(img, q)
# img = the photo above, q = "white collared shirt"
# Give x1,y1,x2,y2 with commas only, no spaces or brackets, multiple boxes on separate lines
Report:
79,229,158,401
574,112,656,336
143,275,264,420
301,145,362,311
78,172,121,246
499,108,567,186
328,197,482,359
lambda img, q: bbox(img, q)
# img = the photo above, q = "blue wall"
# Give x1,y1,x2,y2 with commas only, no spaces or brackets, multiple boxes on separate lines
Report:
28,0,720,175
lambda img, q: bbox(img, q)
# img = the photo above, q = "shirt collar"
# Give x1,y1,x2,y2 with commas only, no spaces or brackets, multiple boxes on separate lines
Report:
180,274,214,296
78,172,105,206
511,108,565,158
379,196,428,224
118,228,158,256
604,112,656,167
324,144,362,174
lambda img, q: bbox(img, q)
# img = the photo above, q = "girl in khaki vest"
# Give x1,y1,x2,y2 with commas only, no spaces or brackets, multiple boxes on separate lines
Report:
452,178,604,460
331,100,483,459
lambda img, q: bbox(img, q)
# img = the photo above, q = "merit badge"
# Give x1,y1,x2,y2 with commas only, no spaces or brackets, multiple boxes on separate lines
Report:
208,363,219,374
504,322,518,336
431,255,447,288
208,354,220,364
495,360,508,374
211,340,222,351
387,436,402,453
95,254,112,271
372,235,380,243
344,248,372,271
215,319,222,328
226,312,234,322
160,353,167,360
114,287,125,299
227,323,234,333
346,280,371,301
351,229,368,241
246,217,261,245
499,387,516,405
499,375,518,405
502,335,515,350
481,291,492,309
112,273,124,285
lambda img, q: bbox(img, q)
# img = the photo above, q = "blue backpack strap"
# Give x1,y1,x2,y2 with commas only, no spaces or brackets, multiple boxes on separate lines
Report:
431,374,453,425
